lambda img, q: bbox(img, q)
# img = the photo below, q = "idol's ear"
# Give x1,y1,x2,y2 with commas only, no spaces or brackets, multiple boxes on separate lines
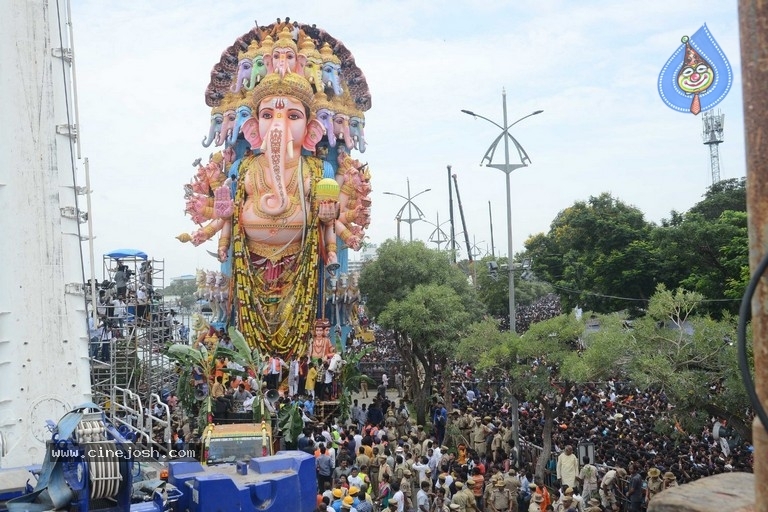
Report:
296,54,308,75
303,118,325,152
242,117,262,149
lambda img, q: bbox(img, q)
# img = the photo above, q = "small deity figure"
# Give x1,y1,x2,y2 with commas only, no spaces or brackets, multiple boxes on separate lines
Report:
309,318,336,361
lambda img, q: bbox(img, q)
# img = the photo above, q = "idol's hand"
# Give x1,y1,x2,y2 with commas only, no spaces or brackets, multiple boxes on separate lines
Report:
318,200,339,223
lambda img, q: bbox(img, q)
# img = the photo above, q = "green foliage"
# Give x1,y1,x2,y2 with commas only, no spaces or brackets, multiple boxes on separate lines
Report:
277,402,304,446
225,327,271,422
456,318,511,369
166,327,266,426
359,240,481,319
166,343,218,427
564,313,631,383
523,183,748,318
623,285,750,437
160,279,199,309
687,177,746,220
524,193,655,313
379,283,473,353
653,210,747,317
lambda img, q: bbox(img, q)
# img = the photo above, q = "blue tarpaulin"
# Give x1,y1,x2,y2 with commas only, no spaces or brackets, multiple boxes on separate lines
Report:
105,249,148,260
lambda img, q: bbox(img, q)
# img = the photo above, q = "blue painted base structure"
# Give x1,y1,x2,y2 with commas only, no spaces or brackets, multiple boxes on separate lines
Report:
164,451,317,512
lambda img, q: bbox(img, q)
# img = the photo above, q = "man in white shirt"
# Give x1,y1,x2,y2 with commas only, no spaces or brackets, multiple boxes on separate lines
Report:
288,358,300,397
557,445,579,489
88,316,101,358
136,286,148,321
417,480,431,512
324,365,334,400
390,482,405,512
349,466,365,488
412,456,430,483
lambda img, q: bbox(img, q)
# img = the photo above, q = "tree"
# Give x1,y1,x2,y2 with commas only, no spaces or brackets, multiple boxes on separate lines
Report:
458,313,592,480
652,210,748,317
524,193,657,313
687,177,746,220
359,240,483,423
560,285,752,440
160,278,198,309
622,285,751,440
523,181,748,318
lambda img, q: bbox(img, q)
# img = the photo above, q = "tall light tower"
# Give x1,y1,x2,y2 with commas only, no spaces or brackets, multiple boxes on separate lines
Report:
702,109,725,185
383,178,431,242
423,212,451,251
461,96,542,333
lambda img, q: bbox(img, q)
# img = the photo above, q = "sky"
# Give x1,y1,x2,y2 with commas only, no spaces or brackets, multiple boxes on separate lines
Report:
70,0,745,282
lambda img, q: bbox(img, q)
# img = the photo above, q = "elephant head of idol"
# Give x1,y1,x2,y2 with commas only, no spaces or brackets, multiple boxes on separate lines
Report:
264,28,305,79
231,44,256,93
313,92,336,148
331,91,362,152
241,73,324,216
299,38,324,93
244,37,273,91
319,43,343,97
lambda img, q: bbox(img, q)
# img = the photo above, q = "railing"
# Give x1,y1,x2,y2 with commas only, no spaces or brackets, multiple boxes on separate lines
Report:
109,386,173,457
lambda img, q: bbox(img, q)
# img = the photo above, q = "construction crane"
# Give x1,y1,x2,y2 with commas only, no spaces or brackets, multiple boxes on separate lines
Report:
452,173,473,262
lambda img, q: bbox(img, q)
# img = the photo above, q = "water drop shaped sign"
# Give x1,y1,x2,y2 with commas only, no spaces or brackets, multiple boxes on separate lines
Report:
658,24,732,115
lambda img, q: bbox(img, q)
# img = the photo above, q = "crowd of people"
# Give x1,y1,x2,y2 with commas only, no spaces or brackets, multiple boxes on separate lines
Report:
295,328,753,512
110,284,753,512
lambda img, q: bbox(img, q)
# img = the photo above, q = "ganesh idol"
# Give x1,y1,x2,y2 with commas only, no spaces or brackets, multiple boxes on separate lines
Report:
224,72,341,355
179,22,373,358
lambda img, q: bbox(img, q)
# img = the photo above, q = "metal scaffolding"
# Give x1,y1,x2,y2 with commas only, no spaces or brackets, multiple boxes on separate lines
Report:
87,255,174,447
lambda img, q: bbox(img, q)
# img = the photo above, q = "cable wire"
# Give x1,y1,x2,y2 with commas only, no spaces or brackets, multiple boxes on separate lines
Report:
547,282,740,304
737,250,768,434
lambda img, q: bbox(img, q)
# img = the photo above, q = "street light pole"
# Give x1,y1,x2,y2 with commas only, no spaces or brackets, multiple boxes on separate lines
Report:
461,94,542,333
383,178,431,242
462,94,541,469
501,90,516,335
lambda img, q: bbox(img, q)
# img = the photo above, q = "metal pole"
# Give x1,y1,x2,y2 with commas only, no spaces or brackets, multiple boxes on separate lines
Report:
502,90,520,471
448,165,456,263
407,178,413,242
489,201,495,259
502,90,516,334
740,2,768,508
452,173,473,262
85,158,98,319
396,217,401,241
